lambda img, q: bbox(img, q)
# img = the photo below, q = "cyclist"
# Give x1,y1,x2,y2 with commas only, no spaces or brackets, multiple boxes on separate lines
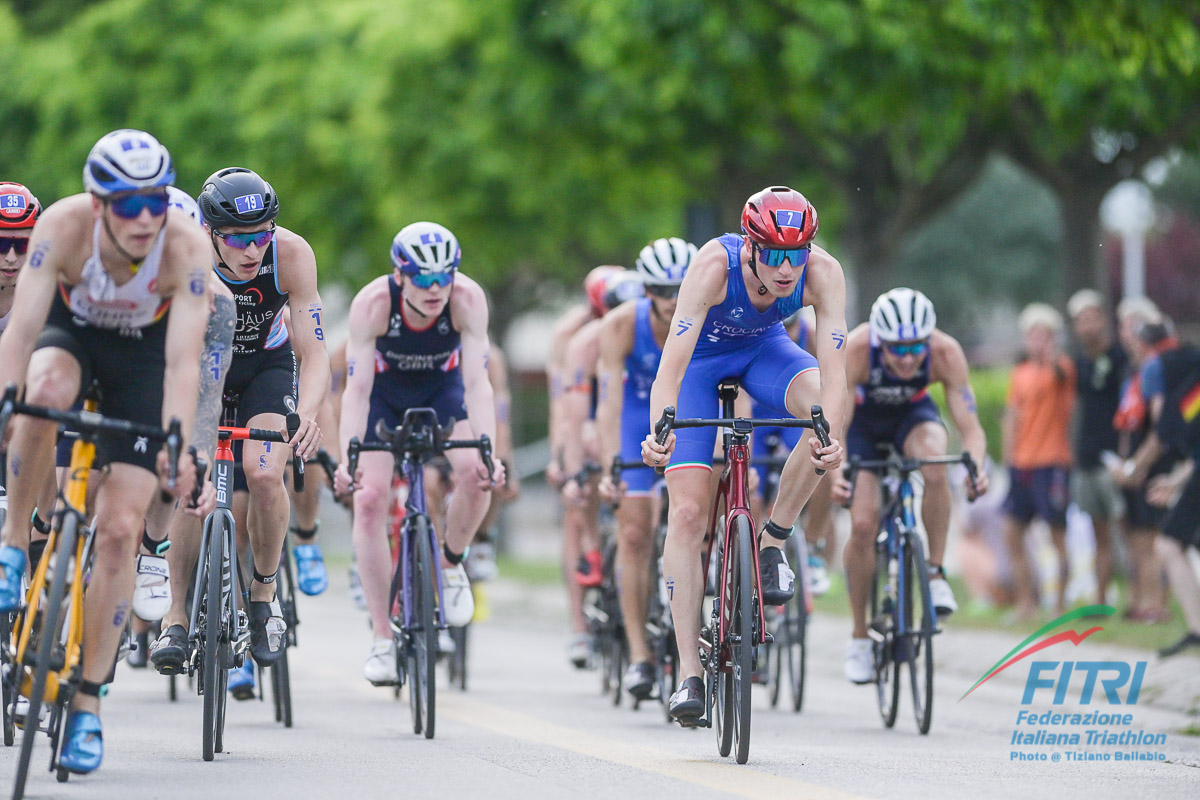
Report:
0,129,206,773
588,237,695,700
0,182,41,336
549,265,636,667
640,186,847,723
150,167,328,675
334,221,504,685
832,288,989,684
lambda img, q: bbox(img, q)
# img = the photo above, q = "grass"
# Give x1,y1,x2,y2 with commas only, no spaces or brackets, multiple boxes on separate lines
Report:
496,555,562,586
812,572,1188,652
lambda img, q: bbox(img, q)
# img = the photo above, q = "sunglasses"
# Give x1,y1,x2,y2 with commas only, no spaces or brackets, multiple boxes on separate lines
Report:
755,244,811,268
108,192,170,220
213,226,276,250
0,236,30,255
644,284,679,300
409,270,455,289
884,341,929,357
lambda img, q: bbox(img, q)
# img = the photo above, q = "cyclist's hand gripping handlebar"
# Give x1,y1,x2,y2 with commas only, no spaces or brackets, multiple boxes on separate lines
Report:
810,405,831,476
962,452,980,502
286,412,306,492
159,418,183,503
654,406,676,445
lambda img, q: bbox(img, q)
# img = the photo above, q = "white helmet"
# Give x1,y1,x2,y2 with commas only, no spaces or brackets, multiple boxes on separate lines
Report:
636,237,697,286
83,129,175,197
166,187,202,226
390,221,461,274
870,288,936,342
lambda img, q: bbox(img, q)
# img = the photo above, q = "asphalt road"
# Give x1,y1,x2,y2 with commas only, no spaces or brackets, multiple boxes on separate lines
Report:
5,561,1198,800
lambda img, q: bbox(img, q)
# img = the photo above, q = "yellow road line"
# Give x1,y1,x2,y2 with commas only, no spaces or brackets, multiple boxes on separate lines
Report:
438,693,874,800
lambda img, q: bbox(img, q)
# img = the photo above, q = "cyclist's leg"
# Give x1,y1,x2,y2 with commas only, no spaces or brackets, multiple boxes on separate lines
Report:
616,494,654,663
0,347,81,607
901,417,950,566
350,450,398,639
76,463,159,713
242,412,290,601
844,469,882,639
661,466,714,682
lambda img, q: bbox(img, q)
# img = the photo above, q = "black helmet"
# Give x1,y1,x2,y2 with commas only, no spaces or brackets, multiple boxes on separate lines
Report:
198,167,279,228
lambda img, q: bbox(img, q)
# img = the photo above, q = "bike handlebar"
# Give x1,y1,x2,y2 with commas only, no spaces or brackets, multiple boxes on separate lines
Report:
218,412,306,492
0,383,185,500
346,410,494,492
652,403,833,474
842,451,981,506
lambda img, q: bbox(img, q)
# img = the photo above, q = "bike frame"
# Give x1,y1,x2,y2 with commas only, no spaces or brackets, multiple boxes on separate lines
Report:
392,444,447,633
878,472,928,650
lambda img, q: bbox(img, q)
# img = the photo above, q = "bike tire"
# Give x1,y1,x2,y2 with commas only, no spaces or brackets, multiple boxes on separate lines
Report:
732,516,754,764
272,648,292,728
13,513,77,800
787,538,808,714
273,554,295,729
905,534,935,735
658,625,678,723
201,514,224,762
713,518,734,758
2,612,14,746
871,537,900,729
450,626,468,691
410,516,437,739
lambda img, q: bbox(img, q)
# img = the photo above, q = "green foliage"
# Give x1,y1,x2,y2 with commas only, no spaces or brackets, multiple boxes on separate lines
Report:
2,0,1200,329
927,365,1009,465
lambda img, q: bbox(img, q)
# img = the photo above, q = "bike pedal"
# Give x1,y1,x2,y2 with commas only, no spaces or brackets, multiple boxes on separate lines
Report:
763,631,774,645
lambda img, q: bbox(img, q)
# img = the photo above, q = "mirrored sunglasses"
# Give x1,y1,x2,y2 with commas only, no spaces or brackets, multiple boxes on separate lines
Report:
108,192,170,220
213,226,276,250
409,270,455,289
755,244,811,268
884,341,929,357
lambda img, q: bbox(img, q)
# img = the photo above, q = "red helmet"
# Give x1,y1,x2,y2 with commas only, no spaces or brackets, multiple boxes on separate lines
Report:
0,182,41,229
741,186,818,248
584,265,624,316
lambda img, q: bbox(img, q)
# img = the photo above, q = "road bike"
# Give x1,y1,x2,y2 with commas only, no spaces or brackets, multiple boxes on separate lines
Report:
0,384,183,797
178,395,302,761
843,448,978,734
348,410,493,739
653,382,829,764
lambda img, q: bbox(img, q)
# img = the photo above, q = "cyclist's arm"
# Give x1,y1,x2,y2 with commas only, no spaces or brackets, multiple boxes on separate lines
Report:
546,305,592,480
487,344,515,466
452,274,497,444
161,219,213,454
277,230,331,424
805,249,849,437
840,324,871,438
560,319,601,477
0,203,77,392
596,306,635,471
338,278,388,461
933,330,988,469
648,240,726,427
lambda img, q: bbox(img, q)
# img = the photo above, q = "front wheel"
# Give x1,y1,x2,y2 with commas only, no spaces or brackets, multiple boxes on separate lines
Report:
409,516,437,739
731,516,754,764
905,534,935,734
2,612,15,746
871,537,900,729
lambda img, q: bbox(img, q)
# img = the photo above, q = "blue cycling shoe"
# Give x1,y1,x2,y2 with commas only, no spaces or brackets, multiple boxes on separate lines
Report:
228,658,256,701
59,711,103,774
294,543,328,596
0,545,27,613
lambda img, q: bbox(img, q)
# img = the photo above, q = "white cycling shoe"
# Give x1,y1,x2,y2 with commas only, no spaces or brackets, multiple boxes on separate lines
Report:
844,638,875,684
929,577,958,618
133,553,171,622
363,639,398,686
441,564,475,627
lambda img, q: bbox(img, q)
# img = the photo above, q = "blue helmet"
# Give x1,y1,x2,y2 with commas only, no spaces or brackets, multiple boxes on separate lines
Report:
83,129,175,197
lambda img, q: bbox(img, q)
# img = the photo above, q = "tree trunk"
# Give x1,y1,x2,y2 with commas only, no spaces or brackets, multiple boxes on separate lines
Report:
1057,187,1109,305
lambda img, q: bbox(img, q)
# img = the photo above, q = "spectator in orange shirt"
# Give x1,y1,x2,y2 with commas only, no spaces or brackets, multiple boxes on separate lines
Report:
1003,303,1076,620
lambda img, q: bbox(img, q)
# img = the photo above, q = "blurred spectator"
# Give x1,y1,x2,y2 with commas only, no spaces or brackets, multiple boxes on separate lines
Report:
959,464,1017,612
1066,290,1126,607
1112,300,1173,622
1117,330,1200,656
1003,303,1075,620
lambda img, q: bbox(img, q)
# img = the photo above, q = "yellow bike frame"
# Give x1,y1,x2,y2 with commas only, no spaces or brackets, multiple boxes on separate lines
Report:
11,395,98,706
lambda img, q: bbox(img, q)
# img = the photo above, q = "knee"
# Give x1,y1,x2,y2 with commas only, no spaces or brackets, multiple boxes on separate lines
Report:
617,522,652,559
668,497,707,540
244,464,284,499
352,483,388,524
24,368,77,410
922,465,950,493
93,509,142,564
